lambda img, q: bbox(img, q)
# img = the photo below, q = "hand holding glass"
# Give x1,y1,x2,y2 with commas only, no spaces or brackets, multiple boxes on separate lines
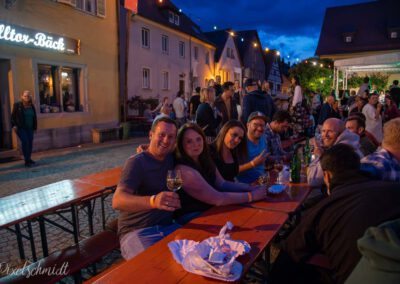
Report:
167,170,182,192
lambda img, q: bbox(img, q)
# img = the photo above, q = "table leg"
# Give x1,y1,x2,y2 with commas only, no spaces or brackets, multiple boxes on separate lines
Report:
87,200,94,236
27,220,37,261
15,223,25,260
38,216,49,257
71,204,79,244
101,195,106,230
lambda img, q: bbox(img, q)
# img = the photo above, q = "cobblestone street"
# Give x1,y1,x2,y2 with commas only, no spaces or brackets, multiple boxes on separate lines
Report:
0,137,148,273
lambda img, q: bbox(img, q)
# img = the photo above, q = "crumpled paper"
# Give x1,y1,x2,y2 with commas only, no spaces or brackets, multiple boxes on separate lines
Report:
168,221,251,281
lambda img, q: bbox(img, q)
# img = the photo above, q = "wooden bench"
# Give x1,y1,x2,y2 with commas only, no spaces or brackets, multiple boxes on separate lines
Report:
91,127,121,144
0,220,119,284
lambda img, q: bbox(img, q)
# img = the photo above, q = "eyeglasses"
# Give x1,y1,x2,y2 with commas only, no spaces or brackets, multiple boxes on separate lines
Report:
251,123,266,129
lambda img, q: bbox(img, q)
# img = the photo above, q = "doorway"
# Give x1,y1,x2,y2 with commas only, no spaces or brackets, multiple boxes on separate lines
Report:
0,59,12,151
179,79,185,94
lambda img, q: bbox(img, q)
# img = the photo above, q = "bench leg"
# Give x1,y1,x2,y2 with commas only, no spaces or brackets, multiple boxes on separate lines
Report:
15,223,26,260
86,200,95,236
38,216,49,257
27,220,37,261
71,204,80,244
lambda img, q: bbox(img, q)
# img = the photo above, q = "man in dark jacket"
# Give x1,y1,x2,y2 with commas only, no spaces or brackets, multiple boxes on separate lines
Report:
272,144,400,284
214,81,238,127
318,94,340,126
242,78,276,123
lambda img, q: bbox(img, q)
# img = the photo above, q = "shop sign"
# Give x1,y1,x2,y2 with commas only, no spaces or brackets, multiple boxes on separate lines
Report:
0,21,80,54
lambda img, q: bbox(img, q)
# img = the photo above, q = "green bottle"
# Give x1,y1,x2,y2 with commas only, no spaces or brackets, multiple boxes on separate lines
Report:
290,148,301,183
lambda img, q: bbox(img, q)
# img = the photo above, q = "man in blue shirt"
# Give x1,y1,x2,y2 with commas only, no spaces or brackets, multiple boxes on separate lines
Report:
237,111,270,183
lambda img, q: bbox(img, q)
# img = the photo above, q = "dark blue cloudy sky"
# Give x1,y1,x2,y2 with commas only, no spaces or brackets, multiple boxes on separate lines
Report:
173,0,372,61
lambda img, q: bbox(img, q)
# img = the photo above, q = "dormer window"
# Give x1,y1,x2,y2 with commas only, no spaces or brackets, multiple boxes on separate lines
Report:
390,31,398,39
168,10,180,26
345,36,352,43
342,32,355,43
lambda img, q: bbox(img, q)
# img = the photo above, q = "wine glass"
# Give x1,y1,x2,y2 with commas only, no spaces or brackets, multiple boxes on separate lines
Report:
167,170,182,192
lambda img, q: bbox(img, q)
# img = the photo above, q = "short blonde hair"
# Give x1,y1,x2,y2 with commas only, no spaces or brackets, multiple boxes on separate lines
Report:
382,118,400,149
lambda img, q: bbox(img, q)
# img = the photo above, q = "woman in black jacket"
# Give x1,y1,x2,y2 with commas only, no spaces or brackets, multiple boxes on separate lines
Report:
195,87,220,143
11,90,37,167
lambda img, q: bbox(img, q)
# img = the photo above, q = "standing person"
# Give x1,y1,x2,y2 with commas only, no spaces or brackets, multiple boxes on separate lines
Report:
362,92,383,143
189,87,201,121
383,95,400,122
290,76,309,136
11,90,37,167
173,91,186,127
233,79,243,106
209,120,248,181
318,94,341,127
151,97,169,114
356,76,370,97
389,80,400,108
310,90,322,124
195,87,220,143
112,117,181,260
242,78,275,123
214,81,238,126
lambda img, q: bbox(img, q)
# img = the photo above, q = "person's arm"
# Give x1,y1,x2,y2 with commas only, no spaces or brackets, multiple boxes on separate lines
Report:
238,149,270,173
307,157,324,187
214,168,262,192
176,165,266,205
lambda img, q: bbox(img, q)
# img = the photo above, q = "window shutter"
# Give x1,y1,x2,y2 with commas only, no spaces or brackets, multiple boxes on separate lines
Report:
96,0,106,17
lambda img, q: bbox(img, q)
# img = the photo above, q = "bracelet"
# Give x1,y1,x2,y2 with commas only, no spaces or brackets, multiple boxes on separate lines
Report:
150,195,157,208
250,161,255,168
247,192,253,203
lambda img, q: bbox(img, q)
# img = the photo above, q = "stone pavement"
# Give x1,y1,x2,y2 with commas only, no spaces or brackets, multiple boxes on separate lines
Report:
0,137,148,276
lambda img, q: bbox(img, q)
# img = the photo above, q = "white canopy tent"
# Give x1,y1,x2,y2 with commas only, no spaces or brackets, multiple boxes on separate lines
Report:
333,52,400,90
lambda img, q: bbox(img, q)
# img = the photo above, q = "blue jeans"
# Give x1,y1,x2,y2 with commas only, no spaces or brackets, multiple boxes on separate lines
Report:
17,128,34,162
120,223,181,260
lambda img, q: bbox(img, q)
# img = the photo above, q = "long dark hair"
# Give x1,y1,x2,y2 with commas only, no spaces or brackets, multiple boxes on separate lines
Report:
215,120,248,164
176,123,216,179
293,76,300,86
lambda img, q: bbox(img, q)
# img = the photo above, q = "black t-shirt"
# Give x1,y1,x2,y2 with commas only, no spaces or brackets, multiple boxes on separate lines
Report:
174,159,216,218
283,175,400,284
209,143,239,182
189,95,201,116
117,152,174,237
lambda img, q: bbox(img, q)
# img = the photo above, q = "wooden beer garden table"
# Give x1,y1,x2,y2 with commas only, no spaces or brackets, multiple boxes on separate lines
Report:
91,205,289,284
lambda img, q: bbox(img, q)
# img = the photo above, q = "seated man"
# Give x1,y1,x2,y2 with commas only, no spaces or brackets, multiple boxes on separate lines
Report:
112,117,181,260
264,110,293,162
236,111,270,184
271,144,400,284
308,118,363,187
361,117,400,182
345,115,377,156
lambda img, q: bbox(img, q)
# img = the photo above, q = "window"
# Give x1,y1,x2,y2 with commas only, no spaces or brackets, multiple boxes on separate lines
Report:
174,14,180,25
74,0,105,17
38,64,83,113
169,11,174,23
179,41,185,58
162,71,169,90
205,52,210,65
142,68,150,89
345,36,352,43
194,46,198,61
390,31,398,39
277,84,281,91
162,35,169,54
234,72,241,82
142,28,150,48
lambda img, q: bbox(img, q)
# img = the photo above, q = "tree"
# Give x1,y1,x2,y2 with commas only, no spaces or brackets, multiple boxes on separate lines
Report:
289,58,334,97
348,73,389,92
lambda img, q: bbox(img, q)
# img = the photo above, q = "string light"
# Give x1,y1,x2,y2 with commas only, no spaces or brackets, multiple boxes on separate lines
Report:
312,62,317,66
265,47,269,52
276,51,280,56
229,31,235,36
179,8,182,13
213,25,217,30
241,38,244,42
253,43,258,47
320,63,323,67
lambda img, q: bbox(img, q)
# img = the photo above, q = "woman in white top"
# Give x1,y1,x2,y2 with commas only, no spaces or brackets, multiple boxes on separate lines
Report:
362,93,383,143
291,76,303,107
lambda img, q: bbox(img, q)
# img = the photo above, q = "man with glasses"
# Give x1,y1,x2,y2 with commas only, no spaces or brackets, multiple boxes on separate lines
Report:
236,111,270,183
307,118,363,187
214,81,238,127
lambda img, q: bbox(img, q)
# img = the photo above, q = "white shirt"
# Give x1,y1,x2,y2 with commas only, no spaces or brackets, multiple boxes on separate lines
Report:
292,85,302,107
173,97,185,119
362,103,383,143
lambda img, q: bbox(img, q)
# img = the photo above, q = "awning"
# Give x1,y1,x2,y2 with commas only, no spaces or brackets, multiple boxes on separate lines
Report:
334,52,400,72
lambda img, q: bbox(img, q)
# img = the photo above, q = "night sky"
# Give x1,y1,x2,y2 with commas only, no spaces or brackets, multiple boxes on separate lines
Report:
173,0,372,62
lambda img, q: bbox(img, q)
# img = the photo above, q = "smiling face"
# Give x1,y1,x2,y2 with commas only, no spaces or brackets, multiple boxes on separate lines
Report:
182,129,204,161
223,126,244,150
247,118,266,141
21,91,31,104
321,120,341,148
369,94,379,105
148,121,177,160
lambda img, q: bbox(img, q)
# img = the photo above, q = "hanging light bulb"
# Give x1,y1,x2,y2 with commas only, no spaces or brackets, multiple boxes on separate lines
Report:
265,47,269,52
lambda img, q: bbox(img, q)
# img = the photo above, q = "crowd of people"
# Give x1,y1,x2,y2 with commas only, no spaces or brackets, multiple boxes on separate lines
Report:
112,76,400,283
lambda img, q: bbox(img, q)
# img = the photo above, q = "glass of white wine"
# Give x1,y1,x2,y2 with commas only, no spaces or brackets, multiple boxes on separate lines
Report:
167,170,183,192
257,172,270,186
